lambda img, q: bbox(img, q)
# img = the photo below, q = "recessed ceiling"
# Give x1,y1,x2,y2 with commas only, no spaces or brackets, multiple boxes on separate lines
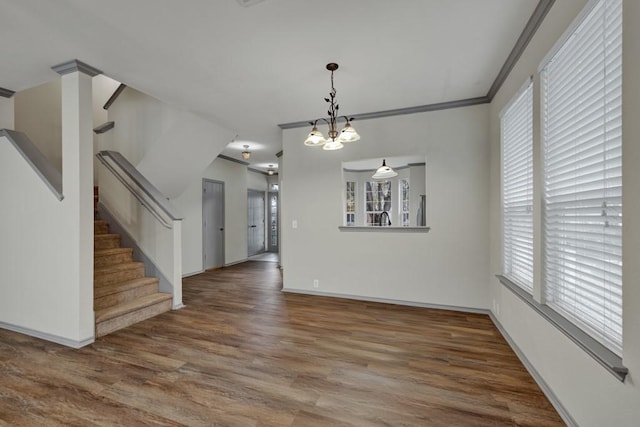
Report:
0,0,539,169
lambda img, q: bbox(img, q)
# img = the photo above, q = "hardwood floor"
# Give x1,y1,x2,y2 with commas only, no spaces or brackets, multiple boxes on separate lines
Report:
0,261,564,426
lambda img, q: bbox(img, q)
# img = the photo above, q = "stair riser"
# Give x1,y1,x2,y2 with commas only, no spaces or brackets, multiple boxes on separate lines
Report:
95,266,145,287
94,282,159,310
95,236,121,250
94,223,108,234
94,251,133,268
96,299,172,337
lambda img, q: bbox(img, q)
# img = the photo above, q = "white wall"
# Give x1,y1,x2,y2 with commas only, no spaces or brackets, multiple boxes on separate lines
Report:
98,162,183,308
282,104,490,309
14,79,62,171
92,75,120,184
248,169,268,191
0,95,14,129
175,157,250,275
13,75,120,183
0,71,94,347
106,87,235,198
488,1,640,425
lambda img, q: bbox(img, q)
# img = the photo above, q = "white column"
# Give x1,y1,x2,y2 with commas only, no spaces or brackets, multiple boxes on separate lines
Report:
55,60,101,343
0,89,15,130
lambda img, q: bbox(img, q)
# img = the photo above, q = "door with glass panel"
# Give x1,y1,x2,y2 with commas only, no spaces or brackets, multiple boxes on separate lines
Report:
268,192,278,252
247,190,265,256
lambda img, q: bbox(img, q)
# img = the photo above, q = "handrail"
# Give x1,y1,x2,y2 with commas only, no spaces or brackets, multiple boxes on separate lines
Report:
103,84,127,110
93,121,115,134
1,129,63,200
96,150,182,229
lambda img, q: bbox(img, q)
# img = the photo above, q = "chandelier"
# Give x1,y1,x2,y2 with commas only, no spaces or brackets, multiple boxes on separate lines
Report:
304,63,360,150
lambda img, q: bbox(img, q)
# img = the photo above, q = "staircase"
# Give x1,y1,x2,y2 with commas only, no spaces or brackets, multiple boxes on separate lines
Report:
94,218,172,337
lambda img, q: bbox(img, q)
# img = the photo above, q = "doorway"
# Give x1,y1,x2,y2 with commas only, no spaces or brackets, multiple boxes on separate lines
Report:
247,189,265,257
202,179,224,269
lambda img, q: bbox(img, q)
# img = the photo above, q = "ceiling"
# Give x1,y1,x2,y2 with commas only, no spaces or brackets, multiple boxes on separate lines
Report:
0,0,539,171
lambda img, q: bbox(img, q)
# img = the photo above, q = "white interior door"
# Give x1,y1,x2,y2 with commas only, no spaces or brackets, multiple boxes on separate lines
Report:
203,179,224,269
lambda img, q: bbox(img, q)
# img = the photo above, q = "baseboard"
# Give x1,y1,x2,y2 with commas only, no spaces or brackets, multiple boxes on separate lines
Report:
0,321,94,349
183,270,204,278
488,313,578,427
282,288,489,315
172,302,186,310
182,258,249,277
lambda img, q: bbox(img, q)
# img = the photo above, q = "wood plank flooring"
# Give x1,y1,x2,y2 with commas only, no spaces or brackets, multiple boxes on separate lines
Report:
0,261,564,426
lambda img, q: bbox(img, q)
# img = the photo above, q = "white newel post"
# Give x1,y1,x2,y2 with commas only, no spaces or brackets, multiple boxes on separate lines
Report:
54,60,102,343
0,89,15,130
172,220,184,308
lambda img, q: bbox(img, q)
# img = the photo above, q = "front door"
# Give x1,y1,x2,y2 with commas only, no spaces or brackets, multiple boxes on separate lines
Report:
247,190,265,257
203,179,224,269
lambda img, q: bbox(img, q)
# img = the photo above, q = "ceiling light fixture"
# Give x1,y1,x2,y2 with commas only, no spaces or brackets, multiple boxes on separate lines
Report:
242,145,251,160
372,159,398,180
304,63,360,151
267,165,275,175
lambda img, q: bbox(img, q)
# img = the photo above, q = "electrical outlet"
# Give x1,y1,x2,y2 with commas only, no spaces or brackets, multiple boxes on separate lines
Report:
292,220,298,229
313,279,319,288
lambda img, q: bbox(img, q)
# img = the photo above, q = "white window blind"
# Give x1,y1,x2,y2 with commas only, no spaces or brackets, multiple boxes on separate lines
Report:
542,0,623,354
502,79,534,292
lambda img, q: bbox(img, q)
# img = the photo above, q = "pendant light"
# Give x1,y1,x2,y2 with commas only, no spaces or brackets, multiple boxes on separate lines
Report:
372,159,398,179
241,145,251,160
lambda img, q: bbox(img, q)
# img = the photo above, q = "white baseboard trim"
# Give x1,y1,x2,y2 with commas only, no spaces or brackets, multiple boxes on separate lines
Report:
282,288,489,315
488,313,578,427
0,321,94,349
224,258,248,267
172,303,186,310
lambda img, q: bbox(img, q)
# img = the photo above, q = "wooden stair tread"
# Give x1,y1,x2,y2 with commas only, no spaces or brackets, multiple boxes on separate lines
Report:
94,233,120,240
94,277,159,299
95,293,172,323
94,220,108,226
95,261,144,276
94,247,132,256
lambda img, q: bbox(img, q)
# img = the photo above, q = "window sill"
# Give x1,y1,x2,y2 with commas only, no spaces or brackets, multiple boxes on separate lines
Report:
496,274,628,382
338,226,431,233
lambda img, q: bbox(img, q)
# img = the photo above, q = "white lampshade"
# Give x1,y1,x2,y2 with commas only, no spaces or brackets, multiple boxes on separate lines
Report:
304,126,326,147
372,159,398,179
323,138,344,151
338,122,360,143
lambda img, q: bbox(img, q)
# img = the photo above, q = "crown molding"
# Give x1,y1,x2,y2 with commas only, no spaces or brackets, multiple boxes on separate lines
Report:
217,154,250,166
51,59,102,77
487,0,555,101
0,87,15,98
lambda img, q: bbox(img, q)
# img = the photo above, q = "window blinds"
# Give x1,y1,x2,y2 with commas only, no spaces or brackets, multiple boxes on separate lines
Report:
542,0,623,354
502,80,534,292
